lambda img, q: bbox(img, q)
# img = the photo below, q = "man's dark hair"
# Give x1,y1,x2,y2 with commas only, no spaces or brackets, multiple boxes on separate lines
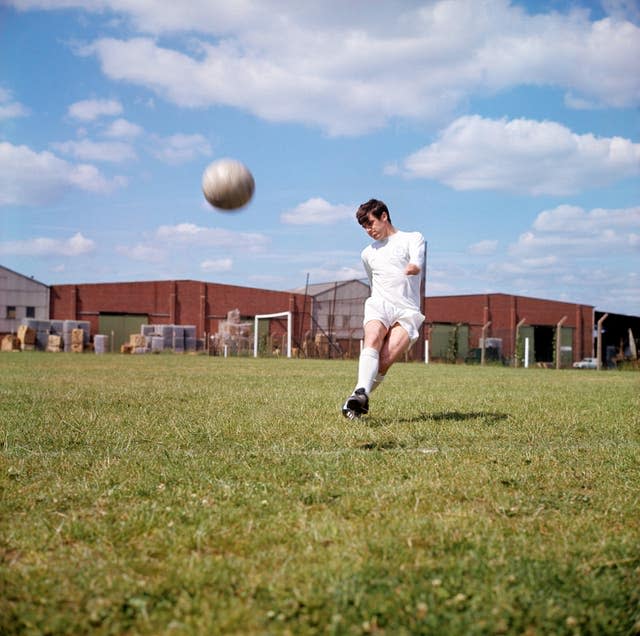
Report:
356,199,391,225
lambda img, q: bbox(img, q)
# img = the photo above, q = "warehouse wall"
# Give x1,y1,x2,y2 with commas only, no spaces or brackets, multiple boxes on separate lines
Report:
46,284,600,364
426,293,593,364
0,266,50,335
50,280,309,344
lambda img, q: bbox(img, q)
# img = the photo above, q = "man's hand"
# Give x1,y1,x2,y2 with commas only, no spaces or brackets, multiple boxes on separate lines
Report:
405,263,421,276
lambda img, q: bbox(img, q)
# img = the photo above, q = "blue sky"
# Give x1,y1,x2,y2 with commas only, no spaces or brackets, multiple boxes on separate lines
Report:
1,0,638,315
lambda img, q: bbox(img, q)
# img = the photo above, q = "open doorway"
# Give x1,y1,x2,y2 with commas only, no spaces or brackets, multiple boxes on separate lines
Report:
533,325,554,363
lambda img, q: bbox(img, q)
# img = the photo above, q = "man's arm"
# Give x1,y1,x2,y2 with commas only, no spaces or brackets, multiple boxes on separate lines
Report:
405,232,425,276
362,252,373,286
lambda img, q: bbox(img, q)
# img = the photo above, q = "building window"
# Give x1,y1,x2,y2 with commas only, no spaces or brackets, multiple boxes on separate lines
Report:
6,306,16,319
26,306,35,318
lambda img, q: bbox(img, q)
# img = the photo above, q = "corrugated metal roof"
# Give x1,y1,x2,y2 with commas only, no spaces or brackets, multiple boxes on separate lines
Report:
290,279,369,296
0,264,49,289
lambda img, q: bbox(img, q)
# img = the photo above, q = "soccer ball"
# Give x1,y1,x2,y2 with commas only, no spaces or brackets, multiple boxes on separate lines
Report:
202,159,255,211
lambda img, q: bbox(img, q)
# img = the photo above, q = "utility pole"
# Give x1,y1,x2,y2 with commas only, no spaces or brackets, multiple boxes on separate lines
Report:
596,313,608,371
481,320,491,366
556,316,567,369
514,318,526,367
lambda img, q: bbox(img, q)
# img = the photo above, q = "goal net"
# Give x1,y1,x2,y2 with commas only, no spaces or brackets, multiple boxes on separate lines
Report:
253,311,292,358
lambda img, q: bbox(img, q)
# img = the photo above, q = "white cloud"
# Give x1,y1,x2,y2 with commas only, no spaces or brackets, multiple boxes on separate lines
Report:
0,87,29,120
481,259,637,312
448,204,640,312
402,116,640,195
51,138,136,163
68,98,123,121
115,243,165,262
67,164,128,193
488,256,560,276
201,258,233,272
563,92,598,110
430,203,640,313
0,102,28,120
602,0,640,25
46,0,640,135
0,232,95,257
304,265,363,283
0,141,126,205
248,273,285,286
150,133,211,164
103,118,144,139
280,198,353,225
532,204,640,233
468,239,498,255
510,204,640,257
156,222,268,252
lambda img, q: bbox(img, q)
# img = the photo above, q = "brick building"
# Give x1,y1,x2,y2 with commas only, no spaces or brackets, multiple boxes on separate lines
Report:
425,293,594,365
49,279,309,354
45,283,617,365
3,264,636,364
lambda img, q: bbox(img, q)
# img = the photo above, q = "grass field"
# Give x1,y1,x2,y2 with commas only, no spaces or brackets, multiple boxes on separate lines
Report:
1,352,638,635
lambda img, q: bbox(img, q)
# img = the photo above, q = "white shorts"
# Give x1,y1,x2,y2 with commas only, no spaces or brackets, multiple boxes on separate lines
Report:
363,296,425,345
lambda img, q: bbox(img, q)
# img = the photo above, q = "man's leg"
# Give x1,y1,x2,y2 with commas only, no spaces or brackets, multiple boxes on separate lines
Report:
355,320,388,394
342,320,387,418
378,323,411,375
370,372,385,393
367,323,411,394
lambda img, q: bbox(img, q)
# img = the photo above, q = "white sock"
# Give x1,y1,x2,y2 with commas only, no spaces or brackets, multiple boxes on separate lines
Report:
370,373,385,393
355,347,379,395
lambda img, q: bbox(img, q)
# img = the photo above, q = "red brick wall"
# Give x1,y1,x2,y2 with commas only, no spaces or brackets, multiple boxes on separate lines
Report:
50,279,309,341
426,293,594,362
49,283,594,363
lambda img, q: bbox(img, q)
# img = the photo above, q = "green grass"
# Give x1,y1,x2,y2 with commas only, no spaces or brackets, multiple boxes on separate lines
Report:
1,353,638,635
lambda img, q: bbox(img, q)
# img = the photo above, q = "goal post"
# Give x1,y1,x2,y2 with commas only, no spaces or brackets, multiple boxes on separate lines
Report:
253,311,292,358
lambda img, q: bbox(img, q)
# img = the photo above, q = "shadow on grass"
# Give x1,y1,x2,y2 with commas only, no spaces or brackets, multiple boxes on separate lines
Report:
430,411,508,424
364,410,509,428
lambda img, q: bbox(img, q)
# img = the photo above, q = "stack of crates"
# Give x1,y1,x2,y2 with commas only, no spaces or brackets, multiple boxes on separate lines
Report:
136,324,198,353
17,324,36,350
18,318,91,352
184,326,197,352
94,334,109,354
20,319,46,350
172,326,185,353
62,320,90,352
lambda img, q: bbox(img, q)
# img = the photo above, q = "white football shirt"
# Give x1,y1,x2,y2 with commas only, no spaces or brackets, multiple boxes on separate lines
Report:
361,230,425,312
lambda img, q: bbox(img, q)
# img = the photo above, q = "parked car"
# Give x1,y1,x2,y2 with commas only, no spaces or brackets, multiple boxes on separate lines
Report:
573,357,598,369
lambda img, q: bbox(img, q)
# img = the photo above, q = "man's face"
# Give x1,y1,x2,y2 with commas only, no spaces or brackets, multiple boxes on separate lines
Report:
360,212,389,240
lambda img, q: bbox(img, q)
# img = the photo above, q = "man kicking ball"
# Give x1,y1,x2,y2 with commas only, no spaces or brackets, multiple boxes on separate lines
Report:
342,199,426,420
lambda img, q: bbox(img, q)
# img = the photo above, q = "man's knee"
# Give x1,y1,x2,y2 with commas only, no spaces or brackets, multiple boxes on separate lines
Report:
363,320,388,349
